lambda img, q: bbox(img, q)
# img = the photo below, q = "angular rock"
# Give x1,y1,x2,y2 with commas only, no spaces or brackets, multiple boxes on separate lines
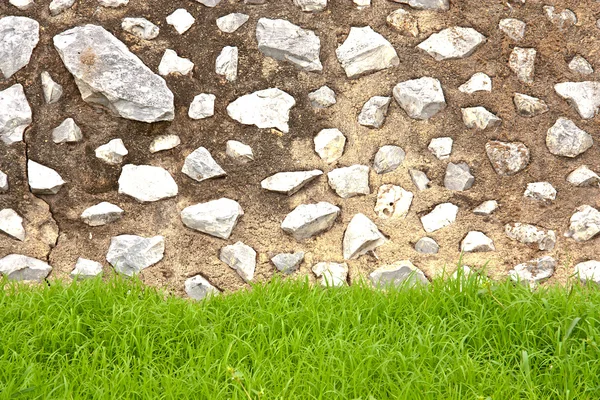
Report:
0,209,25,241
312,262,348,287
428,137,452,160
343,213,385,260
281,202,340,241
554,82,600,119
106,235,165,276
415,237,439,254
574,261,600,285
567,166,600,187
271,252,305,274
386,9,419,37
118,164,178,202
181,198,244,239
513,93,548,117
10,0,34,10
52,118,82,144
220,241,256,283
166,9,195,34
473,200,498,215
185,275,219,300
546,118,593,158
444,162,474,191
309,86,336,108
544,6,577,29
0,16,39,79
461,231,495,252
336,26,399,78
370,260,428,288
393,77,446,120
509,47,536,83
373,145,405,174
0,171,7,193
524,182,557,201
81,202,124,227
261,170,323,196
216,13,249,33
375,184,413,219
99,0,128,7
509,256,555,286
327,165,370,198
95,138,128,165
505,223,556,251
421,203,458,233
458,72,492,93
358,96,391,128
158,49,194,76
215,46,238,82
293,0,326,11
41,71,63,104
188,93,215,120
485,141,530,176
227,88,295,132
353,0,370,8
195,0,222,6
390,0,449,10
461,106,501,130
49,0,75,15
121,17,159,40
28,160,65,195
314,128,346,163
71,258,103,280
418,27,486,61
0,84,32,145
226,140,254,163
499,18,526,41
569,55,593,76
565,205,600,242
256,18,322,72
0,254,51,281
53,25,174,123
182,147,226,183
149,135,180,153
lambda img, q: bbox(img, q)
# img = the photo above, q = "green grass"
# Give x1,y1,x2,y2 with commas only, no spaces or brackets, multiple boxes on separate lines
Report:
1,274,600,399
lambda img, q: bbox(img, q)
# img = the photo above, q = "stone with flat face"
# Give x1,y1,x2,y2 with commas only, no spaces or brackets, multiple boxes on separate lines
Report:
118,164,178,202
217,13,249,33
574,261,600,285
370,260,429,288
71,258,103,280
216,46,238,82
81,202,124,227
499,18,526,41
106,235,165,276
121,18,159,40
220,241,256,283
41,71,63,104
461,231,495,252
261,170,323,196
166,9,195,34
509,47,536,83
418,27,486,61
158,49,194,76
566,205,600,242
328,165,370,198
554,82,600,119
272,252,305,274
0,209,25,241
546,118,593,158
458,73,491,93
513,93,548,117
181,198,243,239
182,147,226,183
444,162,474,191
374,184,413,219
421,203,458,233
343,213,386,260
28,160,65,195
0,84,32,145
336,26,399,78
281,202,340,241
226,141,254,163
509,256,555,286
52,118,82,144
567,166,600,187
0,254,52,281
524,182,556,202
358,96,392,128
393,77,446,120
95,139,128,165
312,262,348,287
462,107,501,130
314,129,346,163
390,0,448,10
227,88,295,133
373,145,405,174
185,275,219,300
0,16,39,79
505,223,556,251
485,141,530,176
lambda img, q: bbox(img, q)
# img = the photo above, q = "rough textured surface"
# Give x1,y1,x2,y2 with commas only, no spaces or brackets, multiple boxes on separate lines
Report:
0,16,39,79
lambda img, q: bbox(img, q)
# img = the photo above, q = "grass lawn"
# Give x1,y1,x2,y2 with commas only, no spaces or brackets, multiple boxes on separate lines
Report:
1,273,600,399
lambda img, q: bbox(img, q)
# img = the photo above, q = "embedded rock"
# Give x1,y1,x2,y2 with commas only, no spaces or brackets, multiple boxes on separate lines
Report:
461,107,501,130
505,223,556,251
485,141,530,176
166,9,195,34
343,213,385,260
293,0,327,12
415,237,439,254
41,71,63,104
409,169,430,191
281,202,340,241
0,84,32,145
261,170,323,195
574,261,600,285
195,0,222,7
499,18,526,41
0,209,25,241
565,205,600,242
10,0,34,10
370,260,428,289
217,13,249,33
121,17,159,40
336,26,399,78
149,135,180,153
458,72,492,93
216,46,238,82
473,200,498,215
509,256,555,286
309,86,336,108
271,252,305,274
49,0,75,15
373,145,405,174
99,0,128,7
188,93,216,120
181,198,244,239
0,16,39,79
158,49,194,76
524,182,556,201
374,184,413,219
118,164,178,202
81,202,124,227
421,203,458,233
312,262,348,287
428,137,452,160
328,165,370,198
509,47,536,83
28,160,65,195
226,140,254,163
393,77,446,120
417,27,486,61
220,241,256,283
461,231,495,252
71,258,103,280
358,96,391,128
554,82,600,119
106,235,165,276
0,254,51,281
567,166,600,187
569,55,593,76
52,118,82,144
444,162,474,191
314,128,346,163
546,118,593,158
513,93,548,117
182,147,226,183
0,171,8,193
386,9,419,37
543,6,577,29
390,0,449,10
227,88,295,133
185,275,219,300
95,138,128,165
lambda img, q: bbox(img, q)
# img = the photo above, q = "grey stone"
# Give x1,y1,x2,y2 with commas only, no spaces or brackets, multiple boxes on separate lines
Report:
343,213,385,260
458,72,492,93
216,46,238,82
49,0,75,15
149,135,180,153
444,162,474,191
181,198,244,239
0,84,32,145
499,18,526,41
309,86,336,108
158,49,194,76
227,88,295,133
81,202,124,227
353,0,370,8
261,170,323,195
71,258,103,280
485,141,530,176
461,231,495,252
10,0,34,10
106,235,165,276
546,118,593,158
524,182,556,202
544,6,577,29
509,256,555,286
226,140,254,163
54,25,174,123
188,93,215,120
567,166,600,187
220,241,256,283
373,145,405,174
505,223,556,251
409,169,430,191
374,184,413,219
461,106,501,130
0,254,52,281
418,27,486,61
95,138,128,165
370,260,429,289
0,16,38,79
358,96,391,128
421,203,458,233
312,262,348,287
574,261,600,285
328,165,370,198
0,209,25,241
509,47,536,83
28,160,65,195
393,77,446,120
565,205,600,242
256,18,322,72
0,171,7,193
428,137,453,159
336,26,399,78
216,13,249,33
314,128,346,163
554,82,600,119
195,0,222,7
166,9,195,34
41,71,63,104
281,202,340,241
390,0,449,10
271,252,305,274
293,0,327,12
121,18,159,40
513,93,548,117
569,55,593,75
118,164,178,202
386,9,419,37
473,200,498,215
415,237,439,254
185,275,219,300
182,147,226,183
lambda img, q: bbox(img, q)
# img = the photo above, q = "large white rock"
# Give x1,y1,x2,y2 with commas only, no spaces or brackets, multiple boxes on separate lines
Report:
0,254,52,281
261,170,323,195
546,118,593,158
226,140,254,163
158,49,194,76
373,145,405,174
374,184,413,219
567,166,600,187
312,262,348,287
256,18,322,72
509,47,536,83
505,223,556,251
41,71,63,104
554,82,600,119
121,18,159,40
166,9,195,34
215,46,238,82
565,205,600,242
81,202,124,227
0,84,32,145
118,164,178,202
574,261,600,285
227,88,295,133
428,137,453,159
444,162,474,191
0,209,25,241
336,26,399,78
343,213,385,260
52,118,82,144
95,138,128,165
53,25,175,123
293,0,327,12
369,260,429,289
458,72,492,93
461,107,501,130
421,203,458,233
185,275,219,300
328,165,370,198
71,258,103,280
509,256,555,286
182,147,226,183
524,182,556,202
314,128,346,163
393,77,446,120
281,202,340,241
0,170,8,193
28,160,65,195
418,27,486,61
390,0,448,10
181,198,243,239
106,235,165,276
216,13,249,33
461,231,495,252
0,16,39,79
188,93,215,120
358,96,391,129
220,241,256,282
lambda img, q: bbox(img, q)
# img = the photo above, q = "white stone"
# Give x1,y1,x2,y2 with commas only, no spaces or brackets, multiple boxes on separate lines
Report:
0,84,32,145
227,88,295,133
181,198,244,239
409,169,430,190
0,209,25,241
118,164,178,203
524,182,556,202
386,8,419,37
166,9,195,35
121,18,159,40
418,27,486,61
309,86,336,108
49,0,75,15
0,254,51,281
343,213,385,260
393,77,446,120
9,0,34,10
99,0,128,7
375,184,413,219
0,171,7,193
544,6,577,29
328,165,370,198
546,118,593,158
473,200,498,215
149,135,180,153
569,55,593,76
261,170,323,196
499,18,526,41
41,71,63,104
554,82,600,119
370,260,429,288
574,261,600,285
444,162,474,191
182,147,226,183
81,202,124,227
461,107,501,130
513,93,548,117
314,128,346,163
220,241,256,283
373,145,404,174
421,203,458,233
281,202,340,241
54,25,174,123
461,231,495,252
509,47,536,83
390,0,448,10
293,0,327,12
106,235,165,276
256,18,322,72
226,140,254,163
95,138,128,165
71,258,103,280
567,166,600,187
28,160,65,195
216,13,249,33
505,223,556,251
271,252,305,274
52,118,82,144
215,46,238,82
358,96,391,128
195,0,222,6
565,205,600,242
458,72,492,93
336,26,399,78
312,262,348,287
509,256,555,286
353,0,370,7
185,275,219,300
485,140,530,176
415,237,439,254
428,137,452,159
188,93,215,119
158,49,194,76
